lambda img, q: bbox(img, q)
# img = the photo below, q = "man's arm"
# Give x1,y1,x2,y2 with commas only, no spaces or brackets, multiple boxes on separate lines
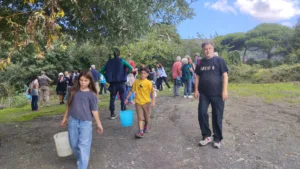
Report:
222,72,228,101
122,60,133,73
46,75,52,82
178,65,182,77
194,75,200,99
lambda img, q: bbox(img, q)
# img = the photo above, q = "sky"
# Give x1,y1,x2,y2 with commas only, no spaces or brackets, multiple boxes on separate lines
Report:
177,0,300,39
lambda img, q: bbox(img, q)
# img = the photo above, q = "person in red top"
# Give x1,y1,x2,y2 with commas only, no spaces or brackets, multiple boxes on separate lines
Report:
127,53,138,77
171,56,182,96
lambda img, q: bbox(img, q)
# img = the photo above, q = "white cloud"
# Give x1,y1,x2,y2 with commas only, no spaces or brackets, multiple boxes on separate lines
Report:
204,0,237,14
281,21,293,27
235,0,300,21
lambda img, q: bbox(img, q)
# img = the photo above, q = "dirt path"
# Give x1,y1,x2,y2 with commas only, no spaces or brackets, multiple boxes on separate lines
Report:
0,95,300,169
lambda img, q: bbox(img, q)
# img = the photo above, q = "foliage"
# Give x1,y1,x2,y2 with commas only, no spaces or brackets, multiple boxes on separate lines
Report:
120,24,183,69
229,64,300,83
245,23,292,59
221,32,247,51
227,51,241,65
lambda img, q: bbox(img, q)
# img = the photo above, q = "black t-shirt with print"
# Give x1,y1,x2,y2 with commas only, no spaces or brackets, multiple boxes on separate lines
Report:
195,56,228,96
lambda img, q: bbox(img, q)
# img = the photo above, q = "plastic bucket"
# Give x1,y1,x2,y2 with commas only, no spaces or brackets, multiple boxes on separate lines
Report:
53,131,73,157
120,109,134,127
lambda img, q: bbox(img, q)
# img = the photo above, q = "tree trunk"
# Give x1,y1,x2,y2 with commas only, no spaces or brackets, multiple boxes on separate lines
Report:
242,47,247,63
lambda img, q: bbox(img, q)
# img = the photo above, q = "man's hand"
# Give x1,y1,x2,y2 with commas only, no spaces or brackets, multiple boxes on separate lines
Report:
194,90,199,99
222,91,228,101
124,98,128,104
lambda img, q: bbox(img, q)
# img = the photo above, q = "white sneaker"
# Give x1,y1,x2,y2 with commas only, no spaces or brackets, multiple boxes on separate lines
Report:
199,137,212,146
184,95,187,98
188,95,193,99
213,141,221,149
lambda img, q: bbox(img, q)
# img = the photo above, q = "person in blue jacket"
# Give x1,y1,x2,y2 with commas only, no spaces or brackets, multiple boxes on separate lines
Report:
100,47,132,119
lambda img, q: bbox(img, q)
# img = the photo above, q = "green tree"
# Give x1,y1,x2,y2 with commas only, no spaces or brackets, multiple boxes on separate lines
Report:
245,23,292,59
121,24,182,69
221,33,248,62
227,50,241,65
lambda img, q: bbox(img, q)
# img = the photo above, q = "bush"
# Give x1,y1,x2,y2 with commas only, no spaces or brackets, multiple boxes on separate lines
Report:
229,64,300,83
227,51,241,65
9,95,29,108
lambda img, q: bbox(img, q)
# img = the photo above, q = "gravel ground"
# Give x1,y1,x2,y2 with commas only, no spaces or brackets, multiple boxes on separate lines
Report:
0,95,300,169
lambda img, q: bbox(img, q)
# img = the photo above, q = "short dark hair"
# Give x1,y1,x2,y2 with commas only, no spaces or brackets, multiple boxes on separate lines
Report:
201,42,214,48
139,67,150,74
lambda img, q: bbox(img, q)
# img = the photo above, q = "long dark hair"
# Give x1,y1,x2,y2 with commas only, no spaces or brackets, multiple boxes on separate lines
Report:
157,63,163,68
67,70,97,108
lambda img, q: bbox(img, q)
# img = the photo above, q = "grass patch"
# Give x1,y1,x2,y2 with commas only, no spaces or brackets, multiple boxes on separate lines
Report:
1,83,299,123
0,94,111,123
229,83,300,103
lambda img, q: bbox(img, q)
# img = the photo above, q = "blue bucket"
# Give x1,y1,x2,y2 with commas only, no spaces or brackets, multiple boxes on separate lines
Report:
120,109,134,127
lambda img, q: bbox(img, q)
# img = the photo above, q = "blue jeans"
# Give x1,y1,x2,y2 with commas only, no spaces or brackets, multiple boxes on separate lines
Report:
184,79,192,96
68,116,92,169
198,93,224,141
31,95,38,110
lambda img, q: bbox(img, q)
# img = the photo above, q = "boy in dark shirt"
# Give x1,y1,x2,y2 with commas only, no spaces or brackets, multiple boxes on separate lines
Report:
194,42,229,149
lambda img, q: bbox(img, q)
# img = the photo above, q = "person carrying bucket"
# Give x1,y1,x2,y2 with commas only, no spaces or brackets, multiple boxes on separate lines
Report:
125,67,155,138
100,47,133,120
61,70,103,169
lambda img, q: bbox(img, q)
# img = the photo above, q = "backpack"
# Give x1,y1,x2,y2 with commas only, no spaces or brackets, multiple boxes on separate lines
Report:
38,77,48,86
181,64,190,81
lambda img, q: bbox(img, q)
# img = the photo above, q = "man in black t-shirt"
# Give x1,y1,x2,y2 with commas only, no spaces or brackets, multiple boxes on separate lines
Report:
194,42,229,149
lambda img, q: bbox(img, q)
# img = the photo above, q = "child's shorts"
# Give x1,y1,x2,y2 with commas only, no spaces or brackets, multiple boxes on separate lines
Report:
135,102,151,121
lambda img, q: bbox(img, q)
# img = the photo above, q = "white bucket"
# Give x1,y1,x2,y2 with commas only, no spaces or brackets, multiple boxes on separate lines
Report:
53,131,73,157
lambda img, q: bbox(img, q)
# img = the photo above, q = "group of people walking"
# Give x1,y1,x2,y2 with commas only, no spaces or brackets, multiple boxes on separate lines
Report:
27,42,229,169
28,70,80,111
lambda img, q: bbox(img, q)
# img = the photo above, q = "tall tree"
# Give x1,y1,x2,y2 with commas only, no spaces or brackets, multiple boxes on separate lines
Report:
245,23,292,59
221,33,248,62
0,0,196,69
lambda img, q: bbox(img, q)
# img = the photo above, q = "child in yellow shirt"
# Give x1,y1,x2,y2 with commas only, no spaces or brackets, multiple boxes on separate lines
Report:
125,67,155,138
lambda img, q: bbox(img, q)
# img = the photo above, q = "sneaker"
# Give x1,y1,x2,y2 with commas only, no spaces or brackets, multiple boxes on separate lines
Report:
184,95,187,98
199,137,212,146
77,161,79,166
144,126,150,133
110,113,117,120
213,141,221,149
188,95,193,99
135,132,144,138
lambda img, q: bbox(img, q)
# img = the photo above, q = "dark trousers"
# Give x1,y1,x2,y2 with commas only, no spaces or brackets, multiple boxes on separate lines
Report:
198,93,224,141
157,77,171,90
108,83,126,114
100,83,107,94
31,95,39,111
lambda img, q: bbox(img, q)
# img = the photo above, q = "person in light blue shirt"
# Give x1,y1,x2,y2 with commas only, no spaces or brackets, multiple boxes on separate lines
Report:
99,73,107,95
156,63,171,91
